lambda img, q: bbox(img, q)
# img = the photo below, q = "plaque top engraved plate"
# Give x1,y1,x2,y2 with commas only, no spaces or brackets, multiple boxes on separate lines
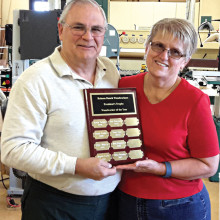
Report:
84,88,145,165
89,91,137,116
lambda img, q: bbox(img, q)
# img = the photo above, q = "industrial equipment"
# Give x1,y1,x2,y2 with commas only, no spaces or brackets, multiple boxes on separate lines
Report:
190,69,220,182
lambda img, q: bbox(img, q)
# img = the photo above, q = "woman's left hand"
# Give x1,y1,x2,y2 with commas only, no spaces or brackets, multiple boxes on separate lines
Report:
116,158,166,176
116,155,220,180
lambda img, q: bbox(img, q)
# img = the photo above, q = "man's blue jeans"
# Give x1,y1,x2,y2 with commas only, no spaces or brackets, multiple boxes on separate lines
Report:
117,184,211,220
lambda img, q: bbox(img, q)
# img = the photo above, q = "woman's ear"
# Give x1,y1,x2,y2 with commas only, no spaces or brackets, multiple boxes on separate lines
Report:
145,44,150,54
180,57,191,70
144,45,150,59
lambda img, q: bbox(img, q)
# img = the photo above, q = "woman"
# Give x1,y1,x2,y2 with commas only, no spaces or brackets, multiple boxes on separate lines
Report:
117,18,219,220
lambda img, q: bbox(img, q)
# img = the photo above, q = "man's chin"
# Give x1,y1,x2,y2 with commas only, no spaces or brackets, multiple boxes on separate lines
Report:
79,53,98,61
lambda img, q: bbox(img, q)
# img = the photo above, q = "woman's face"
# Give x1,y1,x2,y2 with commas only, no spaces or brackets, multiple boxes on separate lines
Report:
145,32,189,81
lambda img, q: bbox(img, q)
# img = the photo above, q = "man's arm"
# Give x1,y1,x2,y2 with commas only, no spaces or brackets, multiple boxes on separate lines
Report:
1,79,77,176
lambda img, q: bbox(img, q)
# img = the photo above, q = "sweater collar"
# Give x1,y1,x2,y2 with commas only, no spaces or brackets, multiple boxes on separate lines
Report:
49,46,107,82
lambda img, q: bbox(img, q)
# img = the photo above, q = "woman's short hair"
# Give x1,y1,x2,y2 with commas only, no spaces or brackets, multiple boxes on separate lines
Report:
58,0,108,29
146,18,198,58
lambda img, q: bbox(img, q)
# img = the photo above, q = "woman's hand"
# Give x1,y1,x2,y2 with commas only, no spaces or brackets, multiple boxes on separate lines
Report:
116,155,219,180
116,158,166,176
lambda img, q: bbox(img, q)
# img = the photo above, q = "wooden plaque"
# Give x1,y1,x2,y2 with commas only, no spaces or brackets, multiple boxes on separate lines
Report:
83,88,145,165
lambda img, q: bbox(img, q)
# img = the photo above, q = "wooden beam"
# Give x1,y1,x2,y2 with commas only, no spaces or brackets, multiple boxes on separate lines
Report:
186,59,219,68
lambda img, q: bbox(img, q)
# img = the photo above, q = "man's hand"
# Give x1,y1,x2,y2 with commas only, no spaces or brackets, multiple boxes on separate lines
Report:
75,158,117,180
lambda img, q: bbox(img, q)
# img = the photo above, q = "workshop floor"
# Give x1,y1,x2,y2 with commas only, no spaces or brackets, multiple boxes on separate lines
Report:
0,174,21,219
0,175,219,220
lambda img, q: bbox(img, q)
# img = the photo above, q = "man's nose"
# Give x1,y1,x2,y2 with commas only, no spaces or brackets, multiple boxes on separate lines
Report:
82,28,94,39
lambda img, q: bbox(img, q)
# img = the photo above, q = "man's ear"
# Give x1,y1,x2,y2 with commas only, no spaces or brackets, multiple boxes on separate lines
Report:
58,23,64,41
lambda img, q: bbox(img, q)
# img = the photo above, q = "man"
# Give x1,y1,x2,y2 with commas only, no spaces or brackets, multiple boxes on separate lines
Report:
1,0,121,219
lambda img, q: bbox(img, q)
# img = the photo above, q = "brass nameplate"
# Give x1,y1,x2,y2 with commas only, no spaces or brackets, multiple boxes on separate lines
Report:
129,150,144,159
95,153,112,162
124,117,139,126
127,139,142,148
109,118,124,127
110,129,125,139
112,151,128,161
93,130,109,139
126,128,141,137
92,119,108,128
111,140,126,149
94,141,110,151
89,91,137,116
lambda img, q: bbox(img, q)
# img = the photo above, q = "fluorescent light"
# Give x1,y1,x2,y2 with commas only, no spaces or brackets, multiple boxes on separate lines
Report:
34,2,49,11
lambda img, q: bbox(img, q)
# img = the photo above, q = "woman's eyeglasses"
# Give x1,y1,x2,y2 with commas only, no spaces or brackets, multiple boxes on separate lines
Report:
150,42,186,60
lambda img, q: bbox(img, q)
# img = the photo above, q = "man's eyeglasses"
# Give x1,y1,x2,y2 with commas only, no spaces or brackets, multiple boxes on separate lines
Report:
150,42,186,60
62,23,106,37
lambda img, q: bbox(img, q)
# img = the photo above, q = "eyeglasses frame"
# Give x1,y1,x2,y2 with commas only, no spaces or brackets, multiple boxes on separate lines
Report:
61,22,106,37
150,41,186,60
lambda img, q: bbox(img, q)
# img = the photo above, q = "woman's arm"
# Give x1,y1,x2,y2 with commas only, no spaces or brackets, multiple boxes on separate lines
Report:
170,155,219,180
116,154,219,180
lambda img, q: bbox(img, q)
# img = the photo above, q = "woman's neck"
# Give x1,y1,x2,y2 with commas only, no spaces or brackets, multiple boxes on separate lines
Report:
144,74,181,104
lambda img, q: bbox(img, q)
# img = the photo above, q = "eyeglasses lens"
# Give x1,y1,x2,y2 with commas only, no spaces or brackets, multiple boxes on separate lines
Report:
71,25,105,37
151,42,183,60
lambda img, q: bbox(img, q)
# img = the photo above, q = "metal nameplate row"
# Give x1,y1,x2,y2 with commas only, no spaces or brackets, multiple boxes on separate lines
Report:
93,128,141,139
94,139,142,151
91,117,139,128
95,150,144,162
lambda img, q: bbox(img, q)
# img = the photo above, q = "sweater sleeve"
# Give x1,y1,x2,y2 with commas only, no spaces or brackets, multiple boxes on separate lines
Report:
1,78,76,176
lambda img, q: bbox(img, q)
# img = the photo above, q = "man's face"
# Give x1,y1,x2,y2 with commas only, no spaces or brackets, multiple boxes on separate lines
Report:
58,4,105,62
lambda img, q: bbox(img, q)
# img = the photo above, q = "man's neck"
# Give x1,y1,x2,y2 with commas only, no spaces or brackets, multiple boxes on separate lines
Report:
72,64,96,84
60,50,97,84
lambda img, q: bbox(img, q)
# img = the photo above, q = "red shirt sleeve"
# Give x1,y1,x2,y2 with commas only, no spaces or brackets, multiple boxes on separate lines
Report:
187,93,219,157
